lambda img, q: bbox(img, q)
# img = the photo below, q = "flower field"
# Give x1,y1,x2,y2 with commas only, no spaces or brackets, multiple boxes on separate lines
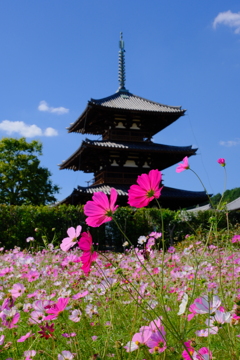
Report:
1,161,239,359
1,233,240,359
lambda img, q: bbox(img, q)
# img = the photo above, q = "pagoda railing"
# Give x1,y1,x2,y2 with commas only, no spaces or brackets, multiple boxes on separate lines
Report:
93,171,139,186
103,130,145,142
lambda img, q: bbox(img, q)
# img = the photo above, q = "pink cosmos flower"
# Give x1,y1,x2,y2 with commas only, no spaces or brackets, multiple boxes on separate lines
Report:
10,283,26,298
146,330,167,354
17,331,33,342
176,156,190,173
60,226,82,251
232,235,240,243
0,308,20,328
182,341,195,360
78,232,98,275
124,328,153,352
45,298,70,320
217,158,226,167
128,169,163,208
84,188,118,227
72,290,89,299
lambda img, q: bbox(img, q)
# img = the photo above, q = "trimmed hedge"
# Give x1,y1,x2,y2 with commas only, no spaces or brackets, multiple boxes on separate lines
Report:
0,205,240,251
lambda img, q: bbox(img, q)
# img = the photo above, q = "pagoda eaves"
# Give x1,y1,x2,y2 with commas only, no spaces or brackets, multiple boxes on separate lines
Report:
67,90,186,138
59,139,197,174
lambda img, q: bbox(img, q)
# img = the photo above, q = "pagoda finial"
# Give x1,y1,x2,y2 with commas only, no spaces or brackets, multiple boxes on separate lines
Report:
117,32,128,92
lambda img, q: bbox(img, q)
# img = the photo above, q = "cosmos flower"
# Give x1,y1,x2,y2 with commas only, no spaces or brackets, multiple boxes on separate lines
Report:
17,331,33,342
78,232,98,275
217,158,226,167
176,156,190,173
45,298,70,320
231,235,240,243
60,226,82,251
128,169,163,208
10,283,26,298
84,188,118,227
58,351,74,360
146,330,167,354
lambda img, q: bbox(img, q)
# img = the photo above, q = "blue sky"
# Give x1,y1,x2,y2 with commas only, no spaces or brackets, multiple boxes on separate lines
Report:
0,1,240,202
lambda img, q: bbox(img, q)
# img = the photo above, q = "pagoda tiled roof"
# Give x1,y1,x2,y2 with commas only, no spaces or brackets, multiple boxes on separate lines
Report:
59,139,197,171
90,90,185,113
82,139,195,152
67,90,186,135
59,184,209,210
73,184,207,199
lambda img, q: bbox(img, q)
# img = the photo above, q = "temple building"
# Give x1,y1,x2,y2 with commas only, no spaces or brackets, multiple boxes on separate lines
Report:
59,34,208,209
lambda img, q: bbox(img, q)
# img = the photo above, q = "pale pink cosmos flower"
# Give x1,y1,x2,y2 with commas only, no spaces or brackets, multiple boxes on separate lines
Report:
69,309,82,322
128,169,163,208
176,156,190,173
45,297,70,320
60,226,82,251
0,334,4,345
195,347,212,360
72,290,88,300
124,328,153,352
84,188,118,227
85,304,98,318
10,283,26,298
24,350,36,359
217,158,226,167
0,308,20,328
192,295,221,315
30,310,45,324
58,351,74,360
78,232,98,275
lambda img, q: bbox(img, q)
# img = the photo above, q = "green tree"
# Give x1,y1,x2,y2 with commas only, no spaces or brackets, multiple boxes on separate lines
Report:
0,137,60,205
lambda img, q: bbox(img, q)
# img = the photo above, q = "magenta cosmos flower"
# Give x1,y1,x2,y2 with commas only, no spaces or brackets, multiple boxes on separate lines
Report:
217,158,226,167
60,225,82,251
176,156,189,173
84,188,118,227
128,169,163,208
45,298,70,320
78,232,98,275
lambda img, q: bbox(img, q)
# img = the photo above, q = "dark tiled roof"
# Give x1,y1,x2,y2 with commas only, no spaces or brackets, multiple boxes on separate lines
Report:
83,139,195,152
59,139,197,171
90,91,185,113
68,184,207,199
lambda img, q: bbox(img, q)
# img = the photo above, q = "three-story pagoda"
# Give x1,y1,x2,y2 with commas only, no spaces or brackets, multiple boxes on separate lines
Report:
59,34,208,209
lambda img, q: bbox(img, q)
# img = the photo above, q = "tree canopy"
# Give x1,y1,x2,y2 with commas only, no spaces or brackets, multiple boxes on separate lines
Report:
0,137,60,205
211,187,240,207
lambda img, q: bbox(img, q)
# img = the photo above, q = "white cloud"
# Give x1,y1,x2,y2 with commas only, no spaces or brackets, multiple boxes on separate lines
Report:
213,10,240,34
38,100,69,115
0,120,58,138
44,127,58,136
219,138,240,147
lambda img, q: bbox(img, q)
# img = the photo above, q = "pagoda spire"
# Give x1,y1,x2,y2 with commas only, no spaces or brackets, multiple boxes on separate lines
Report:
117,32,128,92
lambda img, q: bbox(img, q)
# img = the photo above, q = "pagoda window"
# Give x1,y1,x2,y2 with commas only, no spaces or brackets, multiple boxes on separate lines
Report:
115,122,125,129
123,160,138,167
143,162,150,168
111,160,119,167
130,123,140,130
